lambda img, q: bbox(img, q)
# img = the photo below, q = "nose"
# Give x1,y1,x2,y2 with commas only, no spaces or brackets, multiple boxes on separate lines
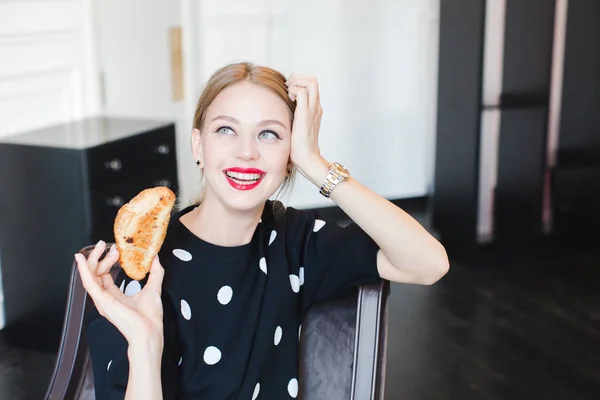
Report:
236,135,259,161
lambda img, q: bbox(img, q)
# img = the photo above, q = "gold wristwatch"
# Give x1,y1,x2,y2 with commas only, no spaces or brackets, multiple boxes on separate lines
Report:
319,162,350,198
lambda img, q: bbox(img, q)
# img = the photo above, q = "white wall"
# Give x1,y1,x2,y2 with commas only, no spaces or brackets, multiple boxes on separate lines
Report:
185,0,440,208
0,0,100,139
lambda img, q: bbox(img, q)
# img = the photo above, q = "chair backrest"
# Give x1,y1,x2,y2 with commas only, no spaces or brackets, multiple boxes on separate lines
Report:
45,244,390,400
298,281,390,400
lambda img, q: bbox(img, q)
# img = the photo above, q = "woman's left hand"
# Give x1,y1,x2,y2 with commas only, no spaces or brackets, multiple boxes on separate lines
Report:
286,75,325,177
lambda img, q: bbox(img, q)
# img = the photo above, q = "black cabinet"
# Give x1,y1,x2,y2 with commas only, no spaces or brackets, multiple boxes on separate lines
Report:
0,117,179,351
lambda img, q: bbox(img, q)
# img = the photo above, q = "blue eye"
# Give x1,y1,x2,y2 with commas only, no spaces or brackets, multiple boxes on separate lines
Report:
259,130,281,140
217,126,234,135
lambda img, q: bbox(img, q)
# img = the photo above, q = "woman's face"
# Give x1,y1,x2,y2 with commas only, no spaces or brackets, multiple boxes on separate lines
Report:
192,81,292,212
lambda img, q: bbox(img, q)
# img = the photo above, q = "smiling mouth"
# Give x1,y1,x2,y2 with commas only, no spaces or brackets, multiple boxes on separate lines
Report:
223,171,265,190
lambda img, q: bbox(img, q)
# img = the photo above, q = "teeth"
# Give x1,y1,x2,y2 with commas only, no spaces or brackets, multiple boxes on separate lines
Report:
226,171,263,182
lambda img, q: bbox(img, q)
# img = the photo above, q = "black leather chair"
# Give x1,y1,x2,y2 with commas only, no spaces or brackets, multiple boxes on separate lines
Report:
44,244,390,400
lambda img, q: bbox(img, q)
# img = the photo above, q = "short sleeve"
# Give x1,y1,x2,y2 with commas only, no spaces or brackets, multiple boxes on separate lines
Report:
86,270,180,400
287,207,382,307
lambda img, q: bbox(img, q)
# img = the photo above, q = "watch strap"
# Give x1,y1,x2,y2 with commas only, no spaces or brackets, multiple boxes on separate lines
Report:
319,163,347,198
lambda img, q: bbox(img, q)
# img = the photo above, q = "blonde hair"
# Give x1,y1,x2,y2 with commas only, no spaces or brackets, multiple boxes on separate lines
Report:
189,62,297,206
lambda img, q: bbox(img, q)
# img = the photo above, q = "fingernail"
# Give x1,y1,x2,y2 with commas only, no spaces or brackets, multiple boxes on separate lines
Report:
96,240,105,248
74,253,83,262
108,244,117,256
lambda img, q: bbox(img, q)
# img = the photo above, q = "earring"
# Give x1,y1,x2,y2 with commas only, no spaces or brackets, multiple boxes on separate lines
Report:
196,159,203,168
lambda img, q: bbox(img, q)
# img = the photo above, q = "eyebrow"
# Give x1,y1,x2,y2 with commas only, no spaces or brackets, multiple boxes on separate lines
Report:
211,115,287,129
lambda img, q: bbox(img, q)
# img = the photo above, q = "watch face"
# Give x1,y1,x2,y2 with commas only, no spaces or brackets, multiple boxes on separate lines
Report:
333,162,350,178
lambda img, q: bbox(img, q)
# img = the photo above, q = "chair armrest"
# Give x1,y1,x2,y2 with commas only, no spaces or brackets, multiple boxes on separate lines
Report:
44,245,96,400
44,244,123,400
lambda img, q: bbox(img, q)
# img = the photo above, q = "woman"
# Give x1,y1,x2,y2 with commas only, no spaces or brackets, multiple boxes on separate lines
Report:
75,62,449,399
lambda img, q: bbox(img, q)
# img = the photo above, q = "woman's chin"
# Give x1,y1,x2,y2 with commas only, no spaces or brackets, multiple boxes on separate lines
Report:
220,185,276,212
204,176,282,212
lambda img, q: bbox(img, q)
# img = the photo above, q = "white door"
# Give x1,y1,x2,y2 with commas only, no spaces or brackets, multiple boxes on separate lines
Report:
94,0,195,203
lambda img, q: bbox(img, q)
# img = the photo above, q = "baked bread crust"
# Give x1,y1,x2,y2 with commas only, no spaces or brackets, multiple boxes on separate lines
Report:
114,186,176,280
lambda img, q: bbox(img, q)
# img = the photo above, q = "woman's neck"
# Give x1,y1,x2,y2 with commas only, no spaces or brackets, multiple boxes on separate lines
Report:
180,198,264,247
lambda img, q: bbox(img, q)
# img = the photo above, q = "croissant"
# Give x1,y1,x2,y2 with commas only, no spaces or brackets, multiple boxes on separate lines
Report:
113,186,176,280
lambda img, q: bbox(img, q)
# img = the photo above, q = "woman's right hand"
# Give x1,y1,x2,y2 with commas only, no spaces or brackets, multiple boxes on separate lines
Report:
75,240,165,347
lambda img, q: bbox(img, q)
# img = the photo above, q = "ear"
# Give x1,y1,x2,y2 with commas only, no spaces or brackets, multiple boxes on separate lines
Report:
191,128,203,162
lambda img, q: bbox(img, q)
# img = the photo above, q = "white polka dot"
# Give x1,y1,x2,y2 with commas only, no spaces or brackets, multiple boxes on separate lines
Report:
268,230,277,246
313,219,326,232
259,257,267,274
107,360,112,371
298,324,302,341
274,326,282,346
203,346,221,365
178,357,182,366
299,267,305,286
252,383,260,400
289,274,300,293
217,286,233,305
173,248,192,261
119,280,125,293
180,299,192,320
124,281,141,297
288,378,299,398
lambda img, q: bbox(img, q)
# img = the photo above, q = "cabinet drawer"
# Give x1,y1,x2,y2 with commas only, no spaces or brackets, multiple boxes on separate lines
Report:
89,167,178,241
86,125,176,190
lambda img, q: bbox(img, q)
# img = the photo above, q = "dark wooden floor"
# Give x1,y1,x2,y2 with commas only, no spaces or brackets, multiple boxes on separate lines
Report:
384,248,600,399
1,229,599,399
0,334,55,399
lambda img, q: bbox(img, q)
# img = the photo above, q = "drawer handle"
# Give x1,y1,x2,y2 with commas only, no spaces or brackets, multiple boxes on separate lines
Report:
104,159,122,171
155,144,170,155
154,179,172,188
106,196,124,207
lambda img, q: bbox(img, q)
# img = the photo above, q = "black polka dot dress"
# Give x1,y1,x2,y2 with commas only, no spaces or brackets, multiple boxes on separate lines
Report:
87,200,382,399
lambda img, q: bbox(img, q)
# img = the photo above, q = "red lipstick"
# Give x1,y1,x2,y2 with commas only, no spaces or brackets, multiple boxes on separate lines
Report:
223,167,266,191
224,167,266,174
